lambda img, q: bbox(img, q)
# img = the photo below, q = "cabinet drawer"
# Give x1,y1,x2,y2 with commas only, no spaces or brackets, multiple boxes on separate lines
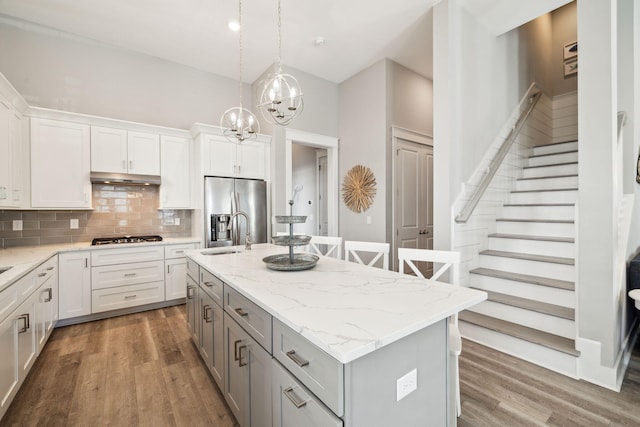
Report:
165,243,197,259
34,256,57,288
273,319,344,417
186,258,199,281
92,260,164,290
224,286,272,354
0,278,21,323
92,281,164,313
200,269,223,306
272,359,343,427
91,246,164,266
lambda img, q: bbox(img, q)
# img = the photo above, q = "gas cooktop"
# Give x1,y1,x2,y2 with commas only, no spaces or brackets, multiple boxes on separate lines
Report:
91,235,163,246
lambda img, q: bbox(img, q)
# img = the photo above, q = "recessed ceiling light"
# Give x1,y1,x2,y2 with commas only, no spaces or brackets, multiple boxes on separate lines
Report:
314,37,326,47
228,20,240,32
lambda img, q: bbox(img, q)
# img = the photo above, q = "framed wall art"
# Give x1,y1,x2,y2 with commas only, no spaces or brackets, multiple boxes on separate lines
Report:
563,41,578,60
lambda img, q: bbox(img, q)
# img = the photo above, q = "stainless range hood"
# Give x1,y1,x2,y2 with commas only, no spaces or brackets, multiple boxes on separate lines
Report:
90,172,161,186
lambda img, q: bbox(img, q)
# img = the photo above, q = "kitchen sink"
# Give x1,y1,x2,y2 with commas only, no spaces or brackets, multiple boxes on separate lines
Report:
0,266,12,275
200,249,243,256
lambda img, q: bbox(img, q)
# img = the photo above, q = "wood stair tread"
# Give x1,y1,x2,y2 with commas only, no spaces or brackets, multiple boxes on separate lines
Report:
479,250,574,265
459,311,580,356
511,187,578,193
469,268,575,290
517,174,578,181
472,288,575,320
522,162,578,170
503,203,575,207
488,233,574,243
496,218,574,224
528,150,578,159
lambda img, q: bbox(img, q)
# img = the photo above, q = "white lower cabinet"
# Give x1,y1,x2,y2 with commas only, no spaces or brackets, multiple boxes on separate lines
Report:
165,243,197,301
223,312,272,427
35,256,58,353
272,360,343,427
58,252,91,320
0,311,19,418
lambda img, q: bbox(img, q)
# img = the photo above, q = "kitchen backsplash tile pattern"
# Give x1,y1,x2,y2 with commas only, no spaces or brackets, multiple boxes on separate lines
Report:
0,184,192,248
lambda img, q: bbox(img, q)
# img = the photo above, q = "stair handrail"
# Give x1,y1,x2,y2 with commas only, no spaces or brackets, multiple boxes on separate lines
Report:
455,82,543,223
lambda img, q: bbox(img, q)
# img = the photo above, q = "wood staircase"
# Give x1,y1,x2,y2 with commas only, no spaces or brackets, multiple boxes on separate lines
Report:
459,140,580,377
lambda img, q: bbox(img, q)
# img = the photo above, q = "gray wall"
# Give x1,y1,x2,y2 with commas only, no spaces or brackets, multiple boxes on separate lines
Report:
551,2,578,95
0,21,249,130
389,62,434,136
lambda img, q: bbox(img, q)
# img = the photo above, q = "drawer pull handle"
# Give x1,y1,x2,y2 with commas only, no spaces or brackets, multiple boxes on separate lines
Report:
124,295,137,300
38,272,47,277
124,273,137,277
175,250,184,254
43,287,53,302
234,307,249,317
286,350,309,367
283,387,307,408
187,286,194,299
204,281,214,287
46,266,54,271
16,314,29,333
203,305,212,323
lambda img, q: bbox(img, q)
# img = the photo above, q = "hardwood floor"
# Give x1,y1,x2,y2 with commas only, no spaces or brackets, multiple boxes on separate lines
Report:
2,305,238,427
4,306,640,426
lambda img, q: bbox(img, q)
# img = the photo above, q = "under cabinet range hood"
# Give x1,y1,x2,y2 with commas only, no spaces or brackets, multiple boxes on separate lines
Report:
90,172,161,186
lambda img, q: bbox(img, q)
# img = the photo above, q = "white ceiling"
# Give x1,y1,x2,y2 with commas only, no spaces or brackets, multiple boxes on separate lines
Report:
0,0,440,84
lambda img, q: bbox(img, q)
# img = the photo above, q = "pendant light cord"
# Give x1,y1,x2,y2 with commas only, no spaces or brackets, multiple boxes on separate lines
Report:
238,0,244,108
277,0,282,71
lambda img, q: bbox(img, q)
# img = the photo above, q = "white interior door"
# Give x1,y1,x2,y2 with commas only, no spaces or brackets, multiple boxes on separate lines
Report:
394,134,433,275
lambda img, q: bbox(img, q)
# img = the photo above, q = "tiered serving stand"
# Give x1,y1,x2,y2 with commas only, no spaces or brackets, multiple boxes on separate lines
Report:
263,201,319,271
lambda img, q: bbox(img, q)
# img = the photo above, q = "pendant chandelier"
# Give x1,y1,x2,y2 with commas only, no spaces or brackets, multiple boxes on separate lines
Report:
220,0,259,143
257,0,304,126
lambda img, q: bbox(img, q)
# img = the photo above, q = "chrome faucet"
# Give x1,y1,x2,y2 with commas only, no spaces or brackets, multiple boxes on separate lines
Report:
227,211,252,250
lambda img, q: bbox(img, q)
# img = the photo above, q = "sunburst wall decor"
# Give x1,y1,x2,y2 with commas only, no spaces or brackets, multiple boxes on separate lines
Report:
342,165,376,213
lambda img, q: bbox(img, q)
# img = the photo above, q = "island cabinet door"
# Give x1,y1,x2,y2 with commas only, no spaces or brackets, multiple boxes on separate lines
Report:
272,360,343,427
199,291,215,370
223,312,272,427
186,277,199,345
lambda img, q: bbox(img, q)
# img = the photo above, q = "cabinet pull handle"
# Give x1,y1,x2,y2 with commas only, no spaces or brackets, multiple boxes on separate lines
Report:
175,250,184,254
286,350,310,367
129,160,133,170
203,305,212,323
124,273,137,277
46,266,54,271
204,281,214,288
234,307,249,317
238,344,248,367
38,272,47,277
187,286,194,299
16,314,29,333
167,265,170,274
124,295,137,300
283,387,307,408
85,258,88,268
43,287,53,302
234,339,242,361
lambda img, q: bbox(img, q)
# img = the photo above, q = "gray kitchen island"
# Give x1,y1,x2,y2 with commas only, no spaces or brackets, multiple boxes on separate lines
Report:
185,244,486,427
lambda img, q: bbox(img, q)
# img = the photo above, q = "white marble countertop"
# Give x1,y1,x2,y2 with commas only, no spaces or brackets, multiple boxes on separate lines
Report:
0,237,201,292
187,244,487,364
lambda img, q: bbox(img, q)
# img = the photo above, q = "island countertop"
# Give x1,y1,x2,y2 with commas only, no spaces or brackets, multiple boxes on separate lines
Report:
186,244,486,364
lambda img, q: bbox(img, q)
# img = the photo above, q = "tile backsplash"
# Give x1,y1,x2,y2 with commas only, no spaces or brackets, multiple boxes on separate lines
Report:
0,184,192,248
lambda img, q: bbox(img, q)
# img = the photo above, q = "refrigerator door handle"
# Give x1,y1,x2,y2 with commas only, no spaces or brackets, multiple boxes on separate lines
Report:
234,191,241,245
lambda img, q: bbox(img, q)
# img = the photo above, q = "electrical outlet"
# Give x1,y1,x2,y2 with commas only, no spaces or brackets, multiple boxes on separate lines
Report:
366,216,372,225
12,220,23,231
396,369,417,401
174,217,180,225
70,219,79,229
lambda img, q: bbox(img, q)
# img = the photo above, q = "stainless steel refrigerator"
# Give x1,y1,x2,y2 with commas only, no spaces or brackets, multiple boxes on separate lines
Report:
204,176,267,248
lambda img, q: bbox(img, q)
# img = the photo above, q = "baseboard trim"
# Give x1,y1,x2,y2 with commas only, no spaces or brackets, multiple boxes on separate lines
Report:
55,298,185,327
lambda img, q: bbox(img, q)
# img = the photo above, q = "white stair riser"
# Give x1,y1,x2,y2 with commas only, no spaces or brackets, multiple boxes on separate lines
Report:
526,152,578,167
468,275,575,308
521,163,578,179
502,205,575,220
496,221,575,238
509,190,577,204
478,255,574,281
459,322,578,378
488,237,575,258
530,141,578,156
467,301,575,339
515,176,579,191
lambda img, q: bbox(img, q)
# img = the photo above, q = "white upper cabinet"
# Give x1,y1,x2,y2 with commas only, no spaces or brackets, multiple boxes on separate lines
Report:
0,97,11,206
160,135,191,209
203,134,267,180
91,126,160,176
0,76,27,209
31,118,92,209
